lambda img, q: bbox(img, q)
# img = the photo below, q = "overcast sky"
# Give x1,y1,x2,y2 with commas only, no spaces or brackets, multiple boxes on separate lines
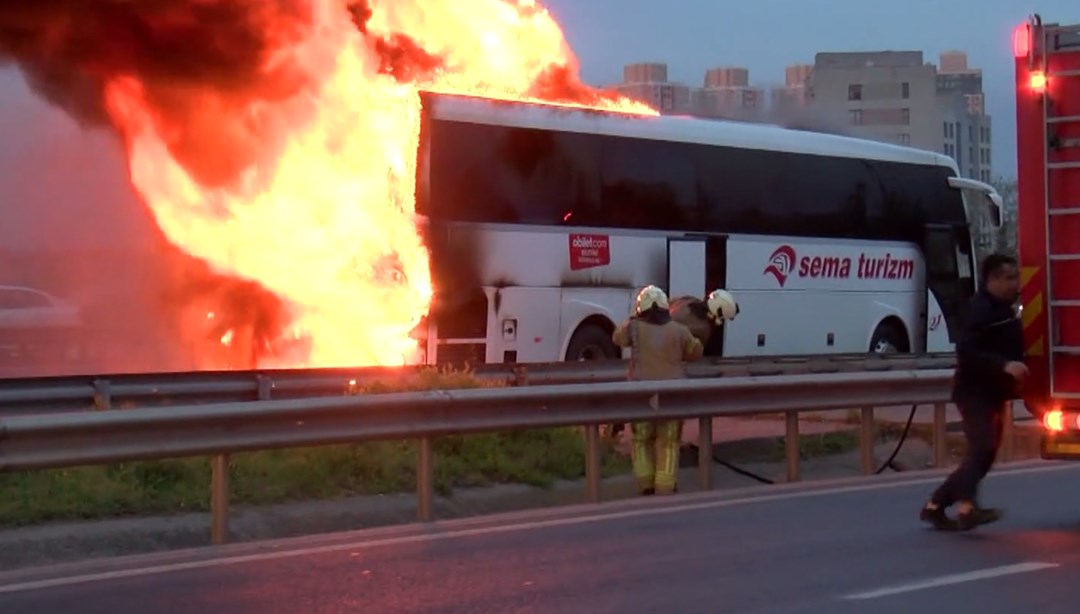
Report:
0,1,1075,250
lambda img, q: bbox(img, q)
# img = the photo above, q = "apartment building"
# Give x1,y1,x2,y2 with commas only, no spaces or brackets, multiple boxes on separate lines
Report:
790,50,992,180
612,63,765,119
612,62,694,114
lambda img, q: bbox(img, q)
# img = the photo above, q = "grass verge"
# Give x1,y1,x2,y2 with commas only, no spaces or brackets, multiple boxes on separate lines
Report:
0,368,630,528
765,430,861,462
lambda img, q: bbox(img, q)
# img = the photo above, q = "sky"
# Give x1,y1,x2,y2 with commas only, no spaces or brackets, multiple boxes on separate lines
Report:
0,0,1076,251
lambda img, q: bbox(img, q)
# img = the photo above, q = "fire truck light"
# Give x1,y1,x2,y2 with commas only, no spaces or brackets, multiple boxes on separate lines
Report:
1031,71,1048,93
1014,24,1030,58
1044,408,1065,432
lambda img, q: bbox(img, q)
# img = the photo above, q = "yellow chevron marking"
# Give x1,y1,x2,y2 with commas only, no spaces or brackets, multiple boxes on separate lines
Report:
1023,292,1044,329
1022,266,1039,289
1028,337,1045,357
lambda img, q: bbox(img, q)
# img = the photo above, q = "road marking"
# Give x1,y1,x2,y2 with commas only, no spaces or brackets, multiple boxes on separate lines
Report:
0,462,1074,595
841,562,1061,600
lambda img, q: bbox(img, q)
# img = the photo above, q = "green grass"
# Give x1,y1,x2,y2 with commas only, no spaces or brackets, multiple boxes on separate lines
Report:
766,430,861,462
0,367,630,528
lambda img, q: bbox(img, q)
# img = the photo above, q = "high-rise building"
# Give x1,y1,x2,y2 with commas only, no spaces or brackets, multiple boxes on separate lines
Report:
694,66,766,120
612,62,693,114
770,63,813,111
613,63,764,119
935,51,992,182
803,50,992,180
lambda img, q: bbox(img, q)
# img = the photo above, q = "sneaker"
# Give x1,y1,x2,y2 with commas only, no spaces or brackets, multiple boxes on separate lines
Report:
920,503,958,531
956,507,1002,531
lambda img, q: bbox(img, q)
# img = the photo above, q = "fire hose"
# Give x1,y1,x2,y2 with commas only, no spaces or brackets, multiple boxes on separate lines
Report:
604,404,920,486
710,404,921,485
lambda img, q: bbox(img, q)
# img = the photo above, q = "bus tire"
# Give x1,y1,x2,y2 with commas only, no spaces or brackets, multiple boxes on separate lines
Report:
869,320,909,354
565,323,619,362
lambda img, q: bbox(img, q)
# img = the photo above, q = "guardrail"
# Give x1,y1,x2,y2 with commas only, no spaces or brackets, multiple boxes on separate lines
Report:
0,352,957,416
0,368,989,546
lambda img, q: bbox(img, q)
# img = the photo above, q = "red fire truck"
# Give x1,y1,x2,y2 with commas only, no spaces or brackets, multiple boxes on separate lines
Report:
1014,15,1080,457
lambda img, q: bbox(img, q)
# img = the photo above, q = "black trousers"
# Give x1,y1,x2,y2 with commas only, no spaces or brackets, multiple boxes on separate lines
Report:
930,399,1006,507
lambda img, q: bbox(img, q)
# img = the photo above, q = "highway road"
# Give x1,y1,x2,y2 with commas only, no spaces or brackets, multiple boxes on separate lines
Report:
2,461,1080,613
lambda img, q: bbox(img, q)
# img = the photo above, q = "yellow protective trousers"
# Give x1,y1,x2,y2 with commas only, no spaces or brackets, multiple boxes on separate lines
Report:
631,419,682,495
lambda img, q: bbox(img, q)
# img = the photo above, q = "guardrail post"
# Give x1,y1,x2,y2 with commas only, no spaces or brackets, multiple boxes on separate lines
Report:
256,375,273,401
860,407,875,475
417,436,434,522
211,454,230,545
933,403,949,468
584,424,601,503
92,380,112,410
698,417,713,491
785,411,800,482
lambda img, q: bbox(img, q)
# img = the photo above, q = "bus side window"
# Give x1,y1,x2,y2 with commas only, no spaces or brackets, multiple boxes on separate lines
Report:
925,227,959,279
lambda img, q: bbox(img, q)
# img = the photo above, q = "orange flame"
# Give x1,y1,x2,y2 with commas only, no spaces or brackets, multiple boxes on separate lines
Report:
100,0,654,369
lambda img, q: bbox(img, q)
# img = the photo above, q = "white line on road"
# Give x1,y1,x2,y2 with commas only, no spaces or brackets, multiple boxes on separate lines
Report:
841,562,1062,600
0,462,1075,596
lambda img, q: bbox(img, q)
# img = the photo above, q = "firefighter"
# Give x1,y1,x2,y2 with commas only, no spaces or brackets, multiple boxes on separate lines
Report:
612,285,704,495
670,289,740,353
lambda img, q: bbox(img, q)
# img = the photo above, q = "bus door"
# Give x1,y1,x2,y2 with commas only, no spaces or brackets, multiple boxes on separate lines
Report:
666,235,728,355
923,223,976,349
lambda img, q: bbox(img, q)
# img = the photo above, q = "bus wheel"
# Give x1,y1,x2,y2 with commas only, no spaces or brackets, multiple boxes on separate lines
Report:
869,320,908,354
565,323,619,361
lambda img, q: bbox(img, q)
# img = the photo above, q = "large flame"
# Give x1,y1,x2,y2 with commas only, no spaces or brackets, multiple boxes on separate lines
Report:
17,0,656,369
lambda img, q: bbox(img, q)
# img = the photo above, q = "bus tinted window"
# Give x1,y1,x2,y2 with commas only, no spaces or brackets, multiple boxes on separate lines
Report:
597,136,698,230
428,120,600,225
426,118,964,241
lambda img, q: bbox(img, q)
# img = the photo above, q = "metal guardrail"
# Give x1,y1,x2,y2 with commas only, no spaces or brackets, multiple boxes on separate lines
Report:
0,352,957,416
0,368,989,545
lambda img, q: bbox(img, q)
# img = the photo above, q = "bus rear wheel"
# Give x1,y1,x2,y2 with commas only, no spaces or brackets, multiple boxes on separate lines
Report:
565,323,620,361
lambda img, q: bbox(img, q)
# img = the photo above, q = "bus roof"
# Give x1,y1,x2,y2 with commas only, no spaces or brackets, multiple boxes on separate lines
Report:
423,92,960,175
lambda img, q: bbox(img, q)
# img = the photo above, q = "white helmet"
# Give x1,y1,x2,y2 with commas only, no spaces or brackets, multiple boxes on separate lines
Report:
634,284,669,315
706,289,739,322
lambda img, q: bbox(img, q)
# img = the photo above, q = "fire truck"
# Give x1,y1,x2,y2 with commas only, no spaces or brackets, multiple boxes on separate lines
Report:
1014,15,1080,458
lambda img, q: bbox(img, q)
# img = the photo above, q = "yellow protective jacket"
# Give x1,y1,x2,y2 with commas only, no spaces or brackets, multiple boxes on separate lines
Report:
612,311,704,381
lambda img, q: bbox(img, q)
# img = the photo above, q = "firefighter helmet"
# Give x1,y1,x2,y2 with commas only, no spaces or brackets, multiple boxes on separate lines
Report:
706,289,739,322
634,284,669,315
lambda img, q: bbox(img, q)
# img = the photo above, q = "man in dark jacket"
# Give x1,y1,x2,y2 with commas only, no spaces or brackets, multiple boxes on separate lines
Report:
921,253,1026,531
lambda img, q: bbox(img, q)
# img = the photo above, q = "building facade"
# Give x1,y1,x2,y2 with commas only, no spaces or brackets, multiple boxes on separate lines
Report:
612,62,766,120
787,50,992,181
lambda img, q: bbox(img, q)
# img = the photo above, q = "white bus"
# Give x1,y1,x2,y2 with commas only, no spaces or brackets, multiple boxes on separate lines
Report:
413,92,1003,366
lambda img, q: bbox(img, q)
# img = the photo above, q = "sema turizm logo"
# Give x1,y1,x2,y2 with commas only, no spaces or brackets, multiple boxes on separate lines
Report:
763,245,915,287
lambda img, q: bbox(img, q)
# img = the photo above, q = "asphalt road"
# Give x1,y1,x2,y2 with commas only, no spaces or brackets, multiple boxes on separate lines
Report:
3,461,1080,613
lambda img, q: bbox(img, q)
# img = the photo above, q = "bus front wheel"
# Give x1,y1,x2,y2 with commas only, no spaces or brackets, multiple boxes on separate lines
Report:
869,320,909,354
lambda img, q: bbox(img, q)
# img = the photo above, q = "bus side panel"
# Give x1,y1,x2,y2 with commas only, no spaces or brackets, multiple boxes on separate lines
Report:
925,291,953,353
449,225,668,290
724,236,924,356
485,287,563,363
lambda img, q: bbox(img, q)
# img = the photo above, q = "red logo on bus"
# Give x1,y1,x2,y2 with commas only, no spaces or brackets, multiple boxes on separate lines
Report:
764,245,797,286
569,234,610,271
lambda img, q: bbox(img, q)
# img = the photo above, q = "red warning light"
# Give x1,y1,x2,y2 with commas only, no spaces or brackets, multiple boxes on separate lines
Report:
1031,71,1048,93
1044,408,1065,432
1014,24,1030,58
